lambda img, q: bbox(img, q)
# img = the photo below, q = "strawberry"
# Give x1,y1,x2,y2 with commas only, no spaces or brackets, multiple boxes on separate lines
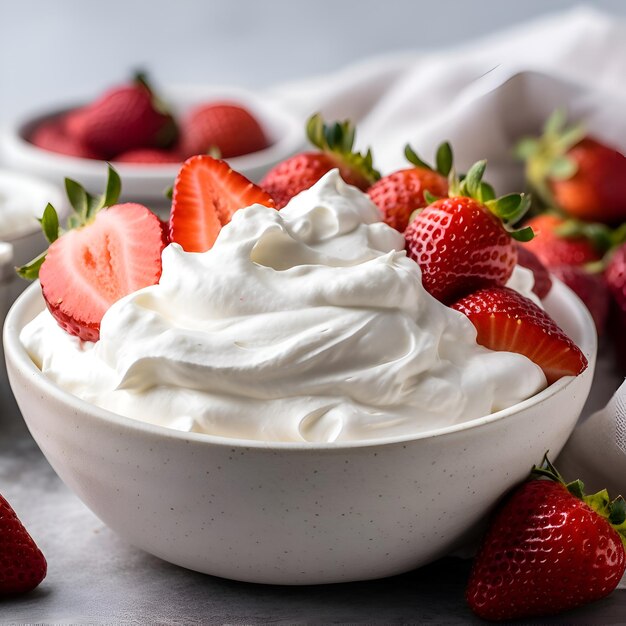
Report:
260,114,380,208
522,214,601,268
515,244,552,299
551,264,610,334
606,242,626,371
404,160,533,303
17,166,166,341
29,115,102,159
517,109,626,223
66,72,178,160
0,493,47,595
451,286,587,384
179,102,269,159
466,454,626,621
114,148,181,164
169,155,275,253
367,143,450,232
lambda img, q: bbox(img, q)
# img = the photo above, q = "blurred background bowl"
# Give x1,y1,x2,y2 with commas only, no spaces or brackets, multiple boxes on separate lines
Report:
0,85,304,212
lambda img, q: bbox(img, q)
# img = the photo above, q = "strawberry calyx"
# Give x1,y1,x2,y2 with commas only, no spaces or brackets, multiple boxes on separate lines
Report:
405,141,454,178
133,70,179,148
515,108,585,208
447,160,534,242
306,113,381,186
16,164,122,280
531,452,626,549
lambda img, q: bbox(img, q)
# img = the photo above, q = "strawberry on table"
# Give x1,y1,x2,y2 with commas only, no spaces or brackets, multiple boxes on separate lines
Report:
260,114,380,208
0,493,47,595
17,166,166,342
180,102,269,159
466,454,626,621
169,155,275,253
517,109,626,223
451,286,587,384
65,72,178,160
367,143,450,232
404,160,533,303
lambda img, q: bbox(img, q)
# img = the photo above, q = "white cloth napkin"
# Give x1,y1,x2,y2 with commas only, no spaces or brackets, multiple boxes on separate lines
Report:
270,6,626,507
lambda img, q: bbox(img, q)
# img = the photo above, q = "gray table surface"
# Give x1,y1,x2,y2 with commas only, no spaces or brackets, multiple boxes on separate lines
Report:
1,351,625,625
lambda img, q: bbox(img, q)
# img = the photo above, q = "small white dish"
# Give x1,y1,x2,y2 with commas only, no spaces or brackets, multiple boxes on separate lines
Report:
4,280,596,585
0,85,304,208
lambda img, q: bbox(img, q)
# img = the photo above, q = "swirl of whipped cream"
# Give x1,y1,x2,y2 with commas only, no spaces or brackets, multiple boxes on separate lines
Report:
21,170,546,442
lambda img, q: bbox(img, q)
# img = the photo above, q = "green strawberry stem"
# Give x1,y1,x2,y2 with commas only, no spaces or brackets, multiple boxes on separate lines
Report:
515,108,586,209
16,165,122,280
447,159,534,242
404,141,453,177
306,113,381,185
133,70,178,148
531,452,626,550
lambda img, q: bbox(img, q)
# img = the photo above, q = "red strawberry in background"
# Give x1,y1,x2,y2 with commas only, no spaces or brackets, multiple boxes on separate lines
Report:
606,242,626,372
114,148,181,164
180,102,269,159
367,143,450,232
18,166,166,341
65,72,178,160
30,115,102,160
521,214,612,333
169,155,275,253
466,454,626,621
451,286,587,384
404,160,533,303
517,109,626,223
0,493,47,595
515,244,552,299
260,114,380,208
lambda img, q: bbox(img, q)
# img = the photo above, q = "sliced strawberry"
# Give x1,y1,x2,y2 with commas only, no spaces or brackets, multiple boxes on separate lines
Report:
40,203,166,341
451,286,588,384
169,155,275,252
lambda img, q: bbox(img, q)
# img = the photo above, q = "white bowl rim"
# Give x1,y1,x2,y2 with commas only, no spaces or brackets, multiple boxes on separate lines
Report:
4,279,597,451
0,84,304,180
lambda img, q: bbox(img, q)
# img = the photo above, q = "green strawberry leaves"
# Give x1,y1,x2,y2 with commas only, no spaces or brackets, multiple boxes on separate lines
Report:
306,113,380,185
17,165,122,280
404,141,453,178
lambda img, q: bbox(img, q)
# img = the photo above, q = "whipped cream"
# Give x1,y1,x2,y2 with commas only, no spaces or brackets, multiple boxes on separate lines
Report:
21,171,546,443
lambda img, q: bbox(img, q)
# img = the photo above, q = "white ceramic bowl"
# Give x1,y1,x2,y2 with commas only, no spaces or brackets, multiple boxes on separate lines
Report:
0,85,304,208
4,280,596,585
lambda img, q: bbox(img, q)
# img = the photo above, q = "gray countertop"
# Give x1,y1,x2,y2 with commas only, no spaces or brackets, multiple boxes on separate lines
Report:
1,366,626,625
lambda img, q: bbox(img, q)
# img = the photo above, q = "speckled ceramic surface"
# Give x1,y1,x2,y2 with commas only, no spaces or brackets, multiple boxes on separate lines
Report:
0,85,304,205
4,280,596,585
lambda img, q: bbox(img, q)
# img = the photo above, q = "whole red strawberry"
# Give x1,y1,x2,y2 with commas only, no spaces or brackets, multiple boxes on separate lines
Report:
180,102,268,159
18,166,167,341
367,143,450,232
405,160,533,303
606,242,626,372
114,148,181,164
66,72,178,160
260,114,380,208
467,455,626,621
515,245,552,299
451,285,587,383
0,493,47,595
517,109,626,223
30,115,102,159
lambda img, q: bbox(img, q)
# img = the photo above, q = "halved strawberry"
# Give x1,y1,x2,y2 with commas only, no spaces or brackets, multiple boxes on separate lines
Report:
451,286,588,384
18,167,166,341
169,155,275,252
